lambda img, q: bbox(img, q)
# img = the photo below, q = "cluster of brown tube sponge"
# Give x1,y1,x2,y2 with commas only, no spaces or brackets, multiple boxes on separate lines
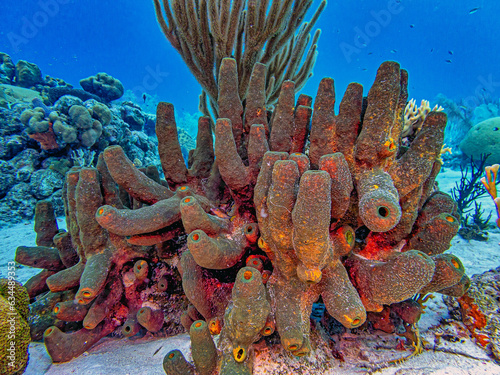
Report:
15,166,187,362
17,59,468,373
163,59,466,370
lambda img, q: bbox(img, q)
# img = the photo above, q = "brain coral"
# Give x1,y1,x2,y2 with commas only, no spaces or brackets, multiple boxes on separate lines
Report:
0,278,31,375
459,117,500,164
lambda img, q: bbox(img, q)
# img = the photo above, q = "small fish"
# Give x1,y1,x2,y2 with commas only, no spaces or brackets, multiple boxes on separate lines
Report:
153,346,163,356
430,48,434,53
210,208,230,219
445,59,452,63
368,52,373,55
143,94,147,103
448,50,453,55
390,49,397,53
469,7,480,14
410,24,415,28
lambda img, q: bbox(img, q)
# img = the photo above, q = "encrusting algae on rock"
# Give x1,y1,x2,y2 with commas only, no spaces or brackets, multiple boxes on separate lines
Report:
14,58,472,374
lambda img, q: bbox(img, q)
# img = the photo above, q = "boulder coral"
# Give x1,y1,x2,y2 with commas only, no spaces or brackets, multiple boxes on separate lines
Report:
460,117,500,165
0,53,15,84
80,72,124,102
17,60,467,372
20,102,107,149
15,60,43,88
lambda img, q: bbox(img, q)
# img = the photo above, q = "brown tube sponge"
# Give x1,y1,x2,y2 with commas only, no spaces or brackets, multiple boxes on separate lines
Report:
218,58,244,152
122,315,141,337
23,269,55,299
180,195,229,235
15,246,65,271
137,306,164,333
290,105,312,154
181,250,233,322
34,200,59,247
75,249,112,305
163,350,195,375
437,274,470,297
331,225,356,257
309,77,336,168
96,196,182,236
53,300,90,322
406,213,459,256
219,354,253,375
243,223,259,244
346,250,435,312
83,279,123,330
103,145,173,204
187,230,246,270
356,169,401,232
53,231,79,268
244,63,268,135
133,260,149,281
46,261,84,293
268,274,317,354
355,61,401,166
190,320,218,375
288,153,310,175
224,267,270,361
419,254,465,295
155,102,188,187
292,170,331,284
320,261,366,328
319,153,353,219
269,80,296,153
267,160,299,252
43,320,115,363
215,118,249,191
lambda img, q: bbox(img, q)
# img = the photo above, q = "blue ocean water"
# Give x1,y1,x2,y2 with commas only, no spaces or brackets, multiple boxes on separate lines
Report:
1,0,499,114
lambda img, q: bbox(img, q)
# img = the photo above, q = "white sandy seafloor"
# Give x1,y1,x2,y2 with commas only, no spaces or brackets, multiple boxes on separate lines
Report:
0,167,499,374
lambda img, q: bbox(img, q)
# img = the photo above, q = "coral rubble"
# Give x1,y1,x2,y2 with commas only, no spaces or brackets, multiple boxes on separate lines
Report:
16,60,468,373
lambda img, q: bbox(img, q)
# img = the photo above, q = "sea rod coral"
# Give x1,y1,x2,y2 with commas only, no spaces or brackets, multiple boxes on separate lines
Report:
154,0,325,116
16,59,468,373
